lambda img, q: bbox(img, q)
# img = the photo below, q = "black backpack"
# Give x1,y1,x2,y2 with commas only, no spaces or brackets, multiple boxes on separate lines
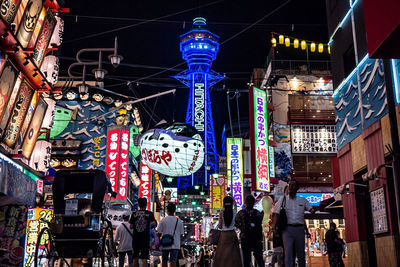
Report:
242,209,262,240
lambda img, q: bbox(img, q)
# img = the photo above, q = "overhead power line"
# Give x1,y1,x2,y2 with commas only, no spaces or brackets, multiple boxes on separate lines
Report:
64,0,225,44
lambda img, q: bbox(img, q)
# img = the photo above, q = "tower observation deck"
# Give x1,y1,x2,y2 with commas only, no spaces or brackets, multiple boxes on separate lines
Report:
174,17,225,188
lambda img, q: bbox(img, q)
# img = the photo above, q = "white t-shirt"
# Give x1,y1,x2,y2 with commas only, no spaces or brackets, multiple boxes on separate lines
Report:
219,209,237,231
273,196,311,225
114,221,133,252
157,215,184,250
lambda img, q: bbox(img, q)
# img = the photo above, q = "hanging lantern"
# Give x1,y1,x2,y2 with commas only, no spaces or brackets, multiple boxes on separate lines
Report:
40,55,60,85
310,42,316,52
278,35,284,44
301,40,307,50
293,39,299,49
284,37,290,47
328,45,331,54
50,15,64,47
318,43,324,53
271,37,277,47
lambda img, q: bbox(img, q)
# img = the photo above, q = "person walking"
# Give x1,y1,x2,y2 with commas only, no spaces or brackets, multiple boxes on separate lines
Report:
158,203,184,267
235,195,264,267
114,212,133,267
325,222,345,267
213,196,242,267
272,180,315,267
129,198,157,267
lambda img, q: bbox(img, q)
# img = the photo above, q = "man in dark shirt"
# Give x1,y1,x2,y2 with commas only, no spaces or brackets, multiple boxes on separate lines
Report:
325,222,344,267
129,197,156,267
235,195,264,267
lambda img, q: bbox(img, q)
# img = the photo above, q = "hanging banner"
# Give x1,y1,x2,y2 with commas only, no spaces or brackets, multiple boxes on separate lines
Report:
227,138,244,208
139,159,151,210
106,128,120,198
23,208,53,267
0,0,22,25
29,140,51,172
21,98,48,159
105,126,129,201
0,73,21,137
15,0,43,48
32,9,56,66
269,146,275,178
3,80,34,148
40,98,55,129
210,174,226,210
249,87,270,192
12,0,27,34
118,128,129,201
0,205,28,267
27,6,45,48
17,91,37,146
0,60,19,128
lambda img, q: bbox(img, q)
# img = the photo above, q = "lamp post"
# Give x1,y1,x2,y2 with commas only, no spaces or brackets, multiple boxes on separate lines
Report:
65,37,123,99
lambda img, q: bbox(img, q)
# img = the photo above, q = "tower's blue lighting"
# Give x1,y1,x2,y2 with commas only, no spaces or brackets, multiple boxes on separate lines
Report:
174,17,225,188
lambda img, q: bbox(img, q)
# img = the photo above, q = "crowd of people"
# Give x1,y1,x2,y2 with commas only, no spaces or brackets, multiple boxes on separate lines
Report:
113,179,345,267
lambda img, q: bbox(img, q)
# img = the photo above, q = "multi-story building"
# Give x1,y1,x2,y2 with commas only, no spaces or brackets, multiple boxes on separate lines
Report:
326,0,400,266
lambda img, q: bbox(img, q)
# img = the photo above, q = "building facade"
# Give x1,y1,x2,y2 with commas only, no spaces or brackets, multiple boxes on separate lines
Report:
326,0,400,266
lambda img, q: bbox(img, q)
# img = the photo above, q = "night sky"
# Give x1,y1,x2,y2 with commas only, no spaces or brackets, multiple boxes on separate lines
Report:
60,0,328,151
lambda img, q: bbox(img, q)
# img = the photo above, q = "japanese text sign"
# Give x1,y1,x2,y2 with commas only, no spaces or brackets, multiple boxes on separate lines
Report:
253,87,270,192
23,208,53,267
211,175,226,210
139,159,151,210
105,127,130,201
227,138,244,208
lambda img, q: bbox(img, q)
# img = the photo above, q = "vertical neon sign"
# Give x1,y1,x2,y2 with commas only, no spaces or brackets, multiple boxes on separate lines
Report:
139,159,151,210
249,87,270,192
227,138,244,208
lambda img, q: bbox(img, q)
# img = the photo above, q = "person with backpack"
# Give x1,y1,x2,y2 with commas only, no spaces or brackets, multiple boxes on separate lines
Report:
235,194,265,267
213,196,242,267
157,203,184,267
114,211,133,267
325,222,345,267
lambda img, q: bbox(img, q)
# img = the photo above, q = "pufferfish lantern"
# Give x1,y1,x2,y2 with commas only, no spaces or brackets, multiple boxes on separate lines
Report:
140,123,204,177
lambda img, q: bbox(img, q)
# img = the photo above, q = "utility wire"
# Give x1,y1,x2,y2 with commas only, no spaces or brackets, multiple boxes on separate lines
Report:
64,0,224,44
63,14,325,28
220,0,292,45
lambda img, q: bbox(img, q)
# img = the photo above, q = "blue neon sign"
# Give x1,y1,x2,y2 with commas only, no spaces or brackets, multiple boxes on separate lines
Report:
297,193,334,206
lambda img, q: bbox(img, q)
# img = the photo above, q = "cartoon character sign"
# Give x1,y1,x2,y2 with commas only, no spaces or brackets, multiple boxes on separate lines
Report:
140,125,205,177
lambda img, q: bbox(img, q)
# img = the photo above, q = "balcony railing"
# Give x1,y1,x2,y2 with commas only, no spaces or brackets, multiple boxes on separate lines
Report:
270,59,331,75
289,108,335,123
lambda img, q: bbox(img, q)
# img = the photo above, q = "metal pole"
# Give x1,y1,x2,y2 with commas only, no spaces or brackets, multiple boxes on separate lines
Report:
383,59,400,236
227,91,234,137
235,90,242,137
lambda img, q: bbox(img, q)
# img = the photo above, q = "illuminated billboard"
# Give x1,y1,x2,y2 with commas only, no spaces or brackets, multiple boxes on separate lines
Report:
139,159,151,210
105,127,129,201
249,87,270,192
140,127,204,177
227,138,244,208
210,174,226,210
3,80,34,148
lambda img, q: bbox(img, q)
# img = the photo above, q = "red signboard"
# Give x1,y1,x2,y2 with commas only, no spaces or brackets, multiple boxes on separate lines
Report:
139,159,151,210
364,0,400,58
105,127,129,201
118,129,129,201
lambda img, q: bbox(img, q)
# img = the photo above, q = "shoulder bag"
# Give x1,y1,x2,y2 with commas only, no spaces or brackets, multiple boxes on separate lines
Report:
276,196,287,234
160,218,178,246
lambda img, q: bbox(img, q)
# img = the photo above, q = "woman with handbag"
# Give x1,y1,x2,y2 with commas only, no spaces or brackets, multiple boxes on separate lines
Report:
212,196,242,267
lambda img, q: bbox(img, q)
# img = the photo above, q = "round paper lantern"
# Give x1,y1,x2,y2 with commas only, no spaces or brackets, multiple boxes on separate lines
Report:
140,125,205,177
40,55,60,85
50,16,64,47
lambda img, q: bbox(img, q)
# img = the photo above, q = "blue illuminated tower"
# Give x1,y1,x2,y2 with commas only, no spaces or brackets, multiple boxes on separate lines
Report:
174,17,225,187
